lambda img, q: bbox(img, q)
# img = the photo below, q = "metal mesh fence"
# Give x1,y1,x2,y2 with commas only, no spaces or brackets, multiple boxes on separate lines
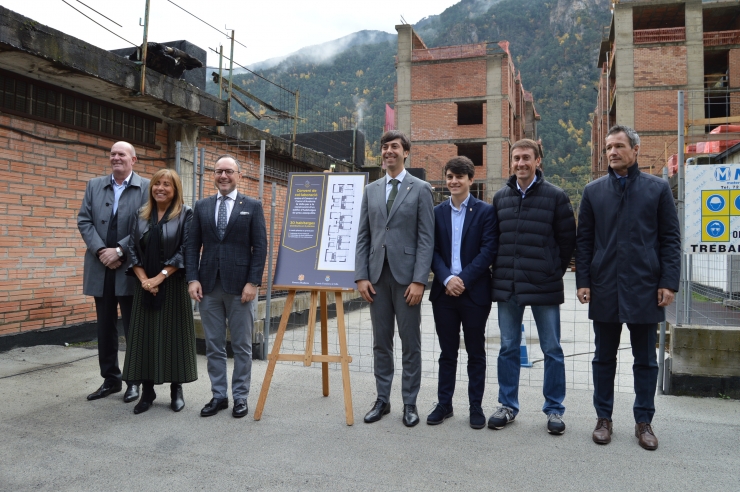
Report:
670,88,740,328
667,254,740,327
265,272,642,395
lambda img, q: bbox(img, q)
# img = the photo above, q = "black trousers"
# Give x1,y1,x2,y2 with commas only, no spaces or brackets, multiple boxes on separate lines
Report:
431,292,490,406
94,268,134,385
592,321,658,423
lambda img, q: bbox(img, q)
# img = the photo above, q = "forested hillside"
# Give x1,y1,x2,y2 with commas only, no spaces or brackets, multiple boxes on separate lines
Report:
208,0,611,203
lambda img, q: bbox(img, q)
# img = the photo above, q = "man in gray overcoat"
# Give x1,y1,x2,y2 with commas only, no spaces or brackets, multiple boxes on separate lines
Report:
355,130,434,427
78,141,150,402
576,125,681,451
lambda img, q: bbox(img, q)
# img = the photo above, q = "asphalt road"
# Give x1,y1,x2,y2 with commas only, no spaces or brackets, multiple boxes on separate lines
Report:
1,345,738,491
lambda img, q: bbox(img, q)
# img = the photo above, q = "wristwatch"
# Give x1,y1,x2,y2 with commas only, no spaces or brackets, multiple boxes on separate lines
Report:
161,269,169,277
115,246,123,258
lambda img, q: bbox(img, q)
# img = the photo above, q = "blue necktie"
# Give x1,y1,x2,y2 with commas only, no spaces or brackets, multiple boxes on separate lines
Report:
217,196,228,239
617,176,626,189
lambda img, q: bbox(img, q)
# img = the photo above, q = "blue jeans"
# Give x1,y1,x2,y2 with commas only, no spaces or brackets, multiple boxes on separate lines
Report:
497,297,566,416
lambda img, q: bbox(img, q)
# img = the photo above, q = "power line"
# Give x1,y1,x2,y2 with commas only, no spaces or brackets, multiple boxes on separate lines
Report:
60,0,136,47
208,47,294,94
166,0,248,50
75,0,122,28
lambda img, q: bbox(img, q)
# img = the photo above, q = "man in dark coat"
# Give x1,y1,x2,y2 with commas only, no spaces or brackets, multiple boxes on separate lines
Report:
77,141,150,403
576,125,681,451
490,139,576,435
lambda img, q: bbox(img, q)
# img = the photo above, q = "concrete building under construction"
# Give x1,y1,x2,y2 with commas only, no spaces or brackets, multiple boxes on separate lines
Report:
394,25,539,200
592,0,740,178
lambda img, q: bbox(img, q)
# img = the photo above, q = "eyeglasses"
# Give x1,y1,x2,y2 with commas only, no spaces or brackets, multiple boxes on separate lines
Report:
214,169,237,176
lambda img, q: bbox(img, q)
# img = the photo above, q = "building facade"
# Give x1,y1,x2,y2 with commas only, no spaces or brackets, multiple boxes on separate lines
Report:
394,25,539,200
0,7,354,347
592,0,740,178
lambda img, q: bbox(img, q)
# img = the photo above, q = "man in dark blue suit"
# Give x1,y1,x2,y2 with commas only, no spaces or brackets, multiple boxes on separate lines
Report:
427,156,498,429
186,155,267,419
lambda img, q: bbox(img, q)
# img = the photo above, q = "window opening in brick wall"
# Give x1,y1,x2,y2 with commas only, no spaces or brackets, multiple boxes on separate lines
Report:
633,4,685,31
705,49,730,133
456,142,485,167
703,6,740,34
0,69,159,146
457,101,484,125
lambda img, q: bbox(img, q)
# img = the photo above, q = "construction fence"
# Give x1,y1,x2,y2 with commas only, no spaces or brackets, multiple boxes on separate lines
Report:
179,129,740,400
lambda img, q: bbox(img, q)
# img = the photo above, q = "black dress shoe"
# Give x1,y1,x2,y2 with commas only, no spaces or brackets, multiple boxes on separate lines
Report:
200,398,228,417
364,399,391,423
123,384,140,403
232,398,248,418
87,382,122,401
426,403,453,425
133,396,156,414
171,384,185,412
469,404,486,430
403,404,420,427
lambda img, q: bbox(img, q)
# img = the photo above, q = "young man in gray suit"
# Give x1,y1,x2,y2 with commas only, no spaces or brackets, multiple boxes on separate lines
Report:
355,130,435,427
186,155,267,419
78,141,150,403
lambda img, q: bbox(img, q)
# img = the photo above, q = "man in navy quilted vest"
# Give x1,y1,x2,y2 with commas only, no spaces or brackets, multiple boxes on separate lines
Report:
490,139,576,435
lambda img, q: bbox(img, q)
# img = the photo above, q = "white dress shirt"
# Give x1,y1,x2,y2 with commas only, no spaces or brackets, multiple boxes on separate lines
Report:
444,193,471,286
111,171,133,214
385,168,408,202
516,174,537,198
215,189,238,224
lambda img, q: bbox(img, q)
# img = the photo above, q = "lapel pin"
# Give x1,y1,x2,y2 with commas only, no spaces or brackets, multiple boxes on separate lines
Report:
407,186,410,190
239,201,243,204
469,208,472,212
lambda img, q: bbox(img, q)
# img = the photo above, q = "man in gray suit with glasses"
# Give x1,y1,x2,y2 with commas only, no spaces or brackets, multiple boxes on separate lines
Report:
186,155,266,419
355,130,434,427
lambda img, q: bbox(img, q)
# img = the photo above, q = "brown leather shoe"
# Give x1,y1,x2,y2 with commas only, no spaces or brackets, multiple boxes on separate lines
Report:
635,422,658,450
592,418,613,444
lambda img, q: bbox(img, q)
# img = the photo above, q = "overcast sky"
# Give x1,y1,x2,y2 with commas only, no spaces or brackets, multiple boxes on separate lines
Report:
2,0,458,67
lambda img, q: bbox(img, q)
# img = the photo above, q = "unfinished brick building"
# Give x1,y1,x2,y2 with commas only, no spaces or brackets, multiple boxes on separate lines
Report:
592,0,740,178
394,25,539,200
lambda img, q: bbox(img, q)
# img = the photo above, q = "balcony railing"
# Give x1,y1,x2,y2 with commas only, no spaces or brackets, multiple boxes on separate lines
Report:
633,27,740,46
704,30,740,47
633,27,686,44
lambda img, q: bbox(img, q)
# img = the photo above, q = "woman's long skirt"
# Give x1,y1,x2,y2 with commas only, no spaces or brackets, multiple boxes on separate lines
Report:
122,275,198,384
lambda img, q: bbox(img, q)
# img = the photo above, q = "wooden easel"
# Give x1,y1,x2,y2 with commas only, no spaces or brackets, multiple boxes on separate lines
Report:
254,287,355,425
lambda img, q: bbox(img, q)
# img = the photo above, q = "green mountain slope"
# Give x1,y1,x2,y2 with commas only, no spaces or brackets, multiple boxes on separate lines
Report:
209,0,611,205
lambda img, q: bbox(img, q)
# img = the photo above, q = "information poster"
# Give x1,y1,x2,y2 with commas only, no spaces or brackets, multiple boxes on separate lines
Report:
685,164,740,253
273,172,368,289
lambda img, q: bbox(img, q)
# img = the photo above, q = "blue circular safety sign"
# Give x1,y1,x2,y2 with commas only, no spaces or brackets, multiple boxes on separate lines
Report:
706,194,726,212
706,220,725,238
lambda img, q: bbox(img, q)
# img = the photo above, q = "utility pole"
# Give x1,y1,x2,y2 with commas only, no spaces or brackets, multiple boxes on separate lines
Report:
218,44,224,100
292,90,300,159
138,0,151,95
227,30,235,124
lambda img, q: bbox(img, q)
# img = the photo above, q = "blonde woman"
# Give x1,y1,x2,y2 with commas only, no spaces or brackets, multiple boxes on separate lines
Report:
122,168,197,414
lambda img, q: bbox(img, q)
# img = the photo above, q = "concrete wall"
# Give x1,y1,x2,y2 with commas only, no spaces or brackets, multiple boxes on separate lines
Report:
669,324,740,398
